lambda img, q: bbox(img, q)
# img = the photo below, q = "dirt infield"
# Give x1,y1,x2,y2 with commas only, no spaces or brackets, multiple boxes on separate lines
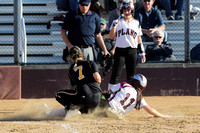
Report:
0,96,200,133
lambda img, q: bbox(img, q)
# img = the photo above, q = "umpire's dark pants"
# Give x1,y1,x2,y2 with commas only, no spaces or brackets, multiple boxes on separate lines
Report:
110,47,137,84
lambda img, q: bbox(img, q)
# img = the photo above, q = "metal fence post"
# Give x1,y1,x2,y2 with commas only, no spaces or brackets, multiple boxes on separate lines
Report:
14,0,21,64
184,0,190,62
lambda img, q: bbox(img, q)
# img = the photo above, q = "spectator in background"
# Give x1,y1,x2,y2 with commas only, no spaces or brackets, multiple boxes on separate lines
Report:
93,18,113,62
145,30,176,62
134,0,143,10
190,43,200,62
61,0,109,62
100,18,113,51
56,0,79,11
190,5,200,20
90,0,105,17
100,18,108,36
107,0,125,30
134,0,167,43
158,0,184,20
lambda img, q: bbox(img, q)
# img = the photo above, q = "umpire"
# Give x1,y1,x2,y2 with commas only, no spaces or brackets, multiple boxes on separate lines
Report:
61,0,109,61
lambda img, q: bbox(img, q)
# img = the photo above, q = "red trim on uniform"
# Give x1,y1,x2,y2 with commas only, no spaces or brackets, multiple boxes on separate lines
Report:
121,82,133,88
108,82,133,102
89,10,92,15
108,94,115,102
138,74,143,80
120,82,125,89
123,85,133,88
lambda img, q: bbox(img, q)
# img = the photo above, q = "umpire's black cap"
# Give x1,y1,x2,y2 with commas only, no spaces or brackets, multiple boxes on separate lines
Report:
79,0,91,5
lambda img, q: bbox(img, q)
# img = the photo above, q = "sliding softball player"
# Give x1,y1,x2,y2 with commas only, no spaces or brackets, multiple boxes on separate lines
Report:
107,74,171,119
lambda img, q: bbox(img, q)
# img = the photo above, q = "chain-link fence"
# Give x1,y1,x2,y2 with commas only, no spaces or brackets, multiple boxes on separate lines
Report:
163,0,200,62
0,0,199,64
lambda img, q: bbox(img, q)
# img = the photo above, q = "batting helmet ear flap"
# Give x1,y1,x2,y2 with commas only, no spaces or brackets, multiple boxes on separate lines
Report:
130,78,141,89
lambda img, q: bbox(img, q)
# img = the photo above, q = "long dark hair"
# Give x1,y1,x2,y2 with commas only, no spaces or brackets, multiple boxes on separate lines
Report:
69,46,83,67
129,80,143,110
135,88,143,110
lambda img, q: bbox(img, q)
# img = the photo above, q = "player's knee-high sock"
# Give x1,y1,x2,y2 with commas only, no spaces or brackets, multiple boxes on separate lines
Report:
49,108,66,117
108,83,116,91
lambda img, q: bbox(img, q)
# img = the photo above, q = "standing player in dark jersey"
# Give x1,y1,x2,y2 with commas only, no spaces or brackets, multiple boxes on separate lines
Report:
50,46,102,117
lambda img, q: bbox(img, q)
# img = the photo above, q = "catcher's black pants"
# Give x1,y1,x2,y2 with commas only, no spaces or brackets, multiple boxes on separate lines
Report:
56,84,101,114
110,47,137,84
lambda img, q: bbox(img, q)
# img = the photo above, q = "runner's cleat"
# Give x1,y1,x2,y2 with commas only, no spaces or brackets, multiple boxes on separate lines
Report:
106,107,124,120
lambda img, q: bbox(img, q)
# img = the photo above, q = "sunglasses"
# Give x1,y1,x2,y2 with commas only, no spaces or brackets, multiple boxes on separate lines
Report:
144,0,151,2
154,36,162,39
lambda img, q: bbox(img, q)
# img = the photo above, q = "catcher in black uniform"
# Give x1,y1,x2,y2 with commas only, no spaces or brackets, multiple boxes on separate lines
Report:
54,46,102,116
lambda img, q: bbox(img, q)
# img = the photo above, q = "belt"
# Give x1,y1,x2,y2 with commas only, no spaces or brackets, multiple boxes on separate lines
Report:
80,45,91,48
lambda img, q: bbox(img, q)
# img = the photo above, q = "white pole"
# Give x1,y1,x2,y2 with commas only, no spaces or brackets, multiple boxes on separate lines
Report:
20,0,27,64
21,18,27,63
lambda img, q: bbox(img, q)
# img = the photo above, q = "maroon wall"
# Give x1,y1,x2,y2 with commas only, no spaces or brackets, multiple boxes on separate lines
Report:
0,66,21,99
21,64,200,98
22,69,69,98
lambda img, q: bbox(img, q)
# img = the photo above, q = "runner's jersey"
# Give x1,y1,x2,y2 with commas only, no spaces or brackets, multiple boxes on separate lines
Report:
108,82,147,114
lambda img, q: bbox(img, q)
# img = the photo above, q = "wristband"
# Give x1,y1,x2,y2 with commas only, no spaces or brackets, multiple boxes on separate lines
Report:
138,43,145,53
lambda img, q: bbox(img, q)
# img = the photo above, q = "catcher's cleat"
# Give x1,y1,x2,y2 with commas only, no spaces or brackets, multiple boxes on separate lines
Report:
64,109,81,119
106,107,124,120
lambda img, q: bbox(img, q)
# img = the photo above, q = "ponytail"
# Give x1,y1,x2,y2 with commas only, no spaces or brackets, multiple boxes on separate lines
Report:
135,88,143,110
69,46,83,67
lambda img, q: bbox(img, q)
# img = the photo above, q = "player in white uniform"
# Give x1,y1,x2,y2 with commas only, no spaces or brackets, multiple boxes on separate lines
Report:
107,74,171,119
108,0,146,90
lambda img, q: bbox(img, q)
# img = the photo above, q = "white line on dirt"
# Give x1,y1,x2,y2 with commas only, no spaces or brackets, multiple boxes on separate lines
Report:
0,121,79,133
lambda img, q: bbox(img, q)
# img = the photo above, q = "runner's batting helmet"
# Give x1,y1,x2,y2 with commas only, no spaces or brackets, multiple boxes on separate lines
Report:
129,74,147,91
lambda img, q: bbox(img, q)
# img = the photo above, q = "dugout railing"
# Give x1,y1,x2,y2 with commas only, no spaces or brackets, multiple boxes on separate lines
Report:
0,0,199,64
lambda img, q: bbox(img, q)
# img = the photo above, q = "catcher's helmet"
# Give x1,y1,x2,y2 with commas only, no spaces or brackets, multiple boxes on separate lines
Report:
120,0,134,11
129,74,147,91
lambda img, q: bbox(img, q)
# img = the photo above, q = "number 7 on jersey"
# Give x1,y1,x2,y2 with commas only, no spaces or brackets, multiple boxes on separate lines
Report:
73,66,85,80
